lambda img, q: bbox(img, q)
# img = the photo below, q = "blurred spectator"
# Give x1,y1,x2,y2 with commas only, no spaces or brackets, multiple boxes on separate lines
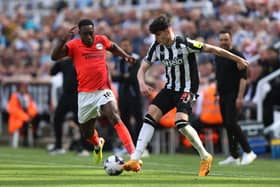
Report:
195,82,223,126
193,60,217,122
258,46,280,77
48,58,81,155
258,46,280,126
270,1,280,20
242,62,264,120
74,0,93,9
197,61,215,87
7,82,38,148
111,38,143,146
178,19,199,39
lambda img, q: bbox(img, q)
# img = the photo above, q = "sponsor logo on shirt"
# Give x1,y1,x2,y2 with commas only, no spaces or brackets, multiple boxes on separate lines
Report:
82,51,104,59
161,57,184,67
96,43,103,50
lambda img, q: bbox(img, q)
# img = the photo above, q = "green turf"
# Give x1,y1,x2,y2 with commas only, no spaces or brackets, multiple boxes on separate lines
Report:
0,147,279,187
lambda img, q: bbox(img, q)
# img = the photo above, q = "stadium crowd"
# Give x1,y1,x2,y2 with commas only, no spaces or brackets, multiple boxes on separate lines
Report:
0,0,280,154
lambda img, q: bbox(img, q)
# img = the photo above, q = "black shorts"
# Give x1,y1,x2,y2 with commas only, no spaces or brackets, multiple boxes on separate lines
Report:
151,88,195,116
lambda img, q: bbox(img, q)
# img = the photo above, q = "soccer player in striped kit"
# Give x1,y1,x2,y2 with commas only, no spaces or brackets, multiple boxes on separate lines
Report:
123,14,248,176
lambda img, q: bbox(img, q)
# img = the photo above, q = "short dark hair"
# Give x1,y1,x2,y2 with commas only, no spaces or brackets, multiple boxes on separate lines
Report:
78,19,94,29
219,29,232,37
149,14,171,34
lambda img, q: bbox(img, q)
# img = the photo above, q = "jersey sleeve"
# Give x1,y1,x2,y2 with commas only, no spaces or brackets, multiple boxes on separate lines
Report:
101,35,112,49
186,38,204,53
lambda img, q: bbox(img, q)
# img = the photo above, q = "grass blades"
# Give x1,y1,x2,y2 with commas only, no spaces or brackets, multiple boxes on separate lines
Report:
0,146,280,187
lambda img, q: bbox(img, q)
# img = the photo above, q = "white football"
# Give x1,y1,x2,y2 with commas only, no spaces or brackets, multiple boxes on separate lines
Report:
104,155,124,176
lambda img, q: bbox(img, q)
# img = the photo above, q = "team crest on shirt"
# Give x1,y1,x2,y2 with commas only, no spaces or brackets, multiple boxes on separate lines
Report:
96,43,103,50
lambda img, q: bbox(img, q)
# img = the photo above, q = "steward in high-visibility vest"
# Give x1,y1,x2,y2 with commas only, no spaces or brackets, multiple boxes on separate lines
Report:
7,83,37,134
199,83,223,125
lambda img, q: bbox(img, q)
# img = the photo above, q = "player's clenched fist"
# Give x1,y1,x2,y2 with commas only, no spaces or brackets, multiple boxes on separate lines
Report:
62,26,78,42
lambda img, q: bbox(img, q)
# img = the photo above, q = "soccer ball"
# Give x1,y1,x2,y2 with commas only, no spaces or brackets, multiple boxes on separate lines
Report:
104,155,124,176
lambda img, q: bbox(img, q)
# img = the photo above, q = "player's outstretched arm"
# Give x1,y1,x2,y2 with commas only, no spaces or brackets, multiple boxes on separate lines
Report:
202,44,248,70
51,26,77,61
109,42,136,64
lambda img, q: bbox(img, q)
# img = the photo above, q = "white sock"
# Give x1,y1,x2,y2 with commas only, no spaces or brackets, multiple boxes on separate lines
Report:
131,123,155,160
179,125,210,160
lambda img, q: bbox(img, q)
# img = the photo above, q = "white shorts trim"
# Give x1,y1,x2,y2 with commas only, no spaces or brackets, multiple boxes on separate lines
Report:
78,89,115,124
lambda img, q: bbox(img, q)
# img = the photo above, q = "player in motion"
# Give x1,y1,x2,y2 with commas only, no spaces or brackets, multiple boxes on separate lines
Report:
123,15,248,176
51,19,136,164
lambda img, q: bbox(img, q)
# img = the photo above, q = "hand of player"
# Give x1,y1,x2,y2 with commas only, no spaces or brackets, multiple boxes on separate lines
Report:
124,56,136,64
139,82,154,96
61,26,77,42
237,59,248,70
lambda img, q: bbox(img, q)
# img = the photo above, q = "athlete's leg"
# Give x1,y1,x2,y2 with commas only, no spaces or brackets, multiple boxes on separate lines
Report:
175,93,212,176
79,119,98,144
131,105,162,160
79,119,104,164
101,100,135,155
123,104,162,172
123,89,174,172
176,113,210,160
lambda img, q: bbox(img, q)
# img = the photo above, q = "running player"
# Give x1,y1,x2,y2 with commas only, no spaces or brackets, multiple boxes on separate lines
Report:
123,14,248,176
51,19,136,164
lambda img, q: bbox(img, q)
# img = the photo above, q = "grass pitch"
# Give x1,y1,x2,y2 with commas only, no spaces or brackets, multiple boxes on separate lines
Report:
0,147,279,187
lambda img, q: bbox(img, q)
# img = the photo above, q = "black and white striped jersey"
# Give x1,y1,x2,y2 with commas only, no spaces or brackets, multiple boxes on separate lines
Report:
144,36,203,93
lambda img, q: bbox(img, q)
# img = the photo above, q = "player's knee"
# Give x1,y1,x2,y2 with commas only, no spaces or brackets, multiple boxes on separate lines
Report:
175,119,190,130
144,114,157,128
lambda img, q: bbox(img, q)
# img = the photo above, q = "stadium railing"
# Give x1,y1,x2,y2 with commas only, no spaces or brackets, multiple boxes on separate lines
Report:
1,77,52,115
256,69,280,122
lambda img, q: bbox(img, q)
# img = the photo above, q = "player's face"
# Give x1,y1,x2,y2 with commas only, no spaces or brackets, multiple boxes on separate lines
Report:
219,33,232,50
155,29,172,45
79,25,94,47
